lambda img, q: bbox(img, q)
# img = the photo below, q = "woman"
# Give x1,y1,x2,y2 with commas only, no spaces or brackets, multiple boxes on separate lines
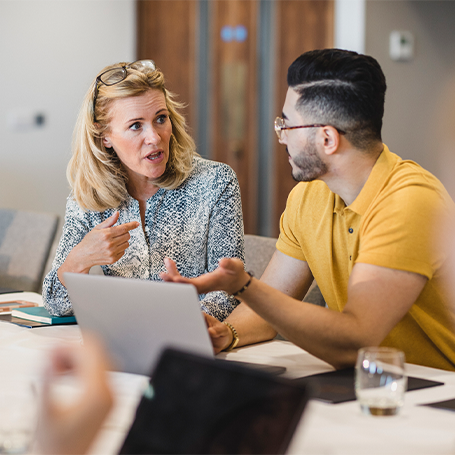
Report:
43,60,244,319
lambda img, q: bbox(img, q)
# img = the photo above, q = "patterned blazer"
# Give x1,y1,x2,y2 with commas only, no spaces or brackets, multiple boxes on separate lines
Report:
43,157,245,320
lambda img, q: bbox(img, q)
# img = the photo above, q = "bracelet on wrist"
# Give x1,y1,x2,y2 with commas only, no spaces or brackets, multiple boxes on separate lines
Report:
223,321,239,351
232,271,254,297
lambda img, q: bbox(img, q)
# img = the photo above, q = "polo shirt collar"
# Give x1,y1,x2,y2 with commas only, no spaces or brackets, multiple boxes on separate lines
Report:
334,144,397,216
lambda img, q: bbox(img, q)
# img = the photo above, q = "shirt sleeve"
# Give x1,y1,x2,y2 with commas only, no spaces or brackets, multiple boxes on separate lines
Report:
42,197,91,316
199,167,245,321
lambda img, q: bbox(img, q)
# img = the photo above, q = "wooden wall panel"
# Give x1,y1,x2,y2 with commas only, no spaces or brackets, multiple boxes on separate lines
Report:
136,1,197,135
272,1,334,237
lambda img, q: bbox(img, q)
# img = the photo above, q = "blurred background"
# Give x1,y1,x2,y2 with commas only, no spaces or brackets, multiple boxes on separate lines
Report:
1,0,455,237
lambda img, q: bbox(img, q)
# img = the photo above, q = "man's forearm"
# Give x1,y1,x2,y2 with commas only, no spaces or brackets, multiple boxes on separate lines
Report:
236,263,427,369
162,255,423,365
237,278,374,369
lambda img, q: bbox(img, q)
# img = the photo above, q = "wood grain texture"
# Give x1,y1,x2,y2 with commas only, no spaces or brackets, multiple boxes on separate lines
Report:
211,0,259,234
136,0,197,135
272,1,334,237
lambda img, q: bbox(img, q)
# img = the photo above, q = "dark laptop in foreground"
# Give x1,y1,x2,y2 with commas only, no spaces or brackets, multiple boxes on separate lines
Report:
120,347,309,455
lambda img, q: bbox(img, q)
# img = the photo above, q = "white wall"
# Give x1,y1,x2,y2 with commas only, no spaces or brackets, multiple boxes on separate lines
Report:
364,1,455,191
0,0,135,221
335,0,365,54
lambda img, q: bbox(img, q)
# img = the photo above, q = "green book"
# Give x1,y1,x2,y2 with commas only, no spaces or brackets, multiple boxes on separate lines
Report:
11,306,76,325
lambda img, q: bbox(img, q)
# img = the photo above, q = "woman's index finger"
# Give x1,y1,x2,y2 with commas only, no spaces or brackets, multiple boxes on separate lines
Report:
113,220,140,235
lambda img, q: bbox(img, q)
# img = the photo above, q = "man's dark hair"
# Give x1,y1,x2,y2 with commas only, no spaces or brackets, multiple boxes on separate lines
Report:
287,48,387,150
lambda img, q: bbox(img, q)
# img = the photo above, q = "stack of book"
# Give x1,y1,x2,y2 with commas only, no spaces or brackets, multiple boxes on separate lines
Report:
0,300,39,314
10,307,77,328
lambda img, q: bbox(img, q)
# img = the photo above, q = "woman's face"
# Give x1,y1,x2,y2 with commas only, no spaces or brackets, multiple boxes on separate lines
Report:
102,89,172,186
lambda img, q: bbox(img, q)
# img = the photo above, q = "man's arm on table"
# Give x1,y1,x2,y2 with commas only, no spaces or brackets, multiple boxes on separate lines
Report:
205,250,314,352
163,256,427,368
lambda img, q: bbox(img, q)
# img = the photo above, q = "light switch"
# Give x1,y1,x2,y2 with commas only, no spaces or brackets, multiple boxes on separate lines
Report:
389,31,414,62
7,110,46,131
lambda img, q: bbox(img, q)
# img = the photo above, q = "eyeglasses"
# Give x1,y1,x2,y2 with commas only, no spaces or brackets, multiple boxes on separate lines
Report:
92,59,156,122
274,117,346,140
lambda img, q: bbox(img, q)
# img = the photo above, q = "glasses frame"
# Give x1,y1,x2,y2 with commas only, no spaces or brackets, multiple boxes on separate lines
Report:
274,117,346,140
92,59,156,123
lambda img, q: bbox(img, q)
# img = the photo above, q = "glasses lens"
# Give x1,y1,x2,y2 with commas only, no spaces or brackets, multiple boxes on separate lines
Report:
274,117,284,139
99,67,127,85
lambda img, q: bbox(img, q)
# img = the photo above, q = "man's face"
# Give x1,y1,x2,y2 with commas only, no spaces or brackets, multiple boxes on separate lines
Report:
280,88,328,182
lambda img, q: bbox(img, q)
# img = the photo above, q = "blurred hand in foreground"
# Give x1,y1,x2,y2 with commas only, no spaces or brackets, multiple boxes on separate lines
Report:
37,334,113,455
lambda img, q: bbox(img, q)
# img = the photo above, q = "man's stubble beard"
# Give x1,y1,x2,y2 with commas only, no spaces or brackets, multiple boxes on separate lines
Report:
289,140,328,182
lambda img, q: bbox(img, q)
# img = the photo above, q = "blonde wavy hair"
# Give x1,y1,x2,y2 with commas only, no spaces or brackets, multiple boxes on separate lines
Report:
68,61,197,211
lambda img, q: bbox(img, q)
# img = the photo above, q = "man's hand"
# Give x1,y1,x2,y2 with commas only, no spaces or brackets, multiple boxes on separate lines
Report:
161,258,254,353
161,257,251,295
37,335,113,455
58,212,139,286
161,251,311,354
203,313,232,353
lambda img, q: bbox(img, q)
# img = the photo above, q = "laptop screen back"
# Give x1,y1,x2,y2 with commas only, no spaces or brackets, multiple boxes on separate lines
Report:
64,273,213,375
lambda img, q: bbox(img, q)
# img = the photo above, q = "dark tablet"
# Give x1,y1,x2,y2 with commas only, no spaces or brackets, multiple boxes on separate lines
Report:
119,348,309,454
293,367,444,404
420,398,455,412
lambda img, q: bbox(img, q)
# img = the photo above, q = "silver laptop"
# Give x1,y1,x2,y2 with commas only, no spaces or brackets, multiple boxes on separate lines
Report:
64,273,214,376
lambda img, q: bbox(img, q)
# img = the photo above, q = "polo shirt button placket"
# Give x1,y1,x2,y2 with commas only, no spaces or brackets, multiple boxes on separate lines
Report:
348,228,354,261
348,227,354,261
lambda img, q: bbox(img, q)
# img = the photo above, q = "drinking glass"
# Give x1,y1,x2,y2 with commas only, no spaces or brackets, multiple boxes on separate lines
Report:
0,379,37,454
355,347,407,416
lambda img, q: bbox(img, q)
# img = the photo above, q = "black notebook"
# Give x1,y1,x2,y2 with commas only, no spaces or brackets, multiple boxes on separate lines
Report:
0,288,22,294
293,367,444,404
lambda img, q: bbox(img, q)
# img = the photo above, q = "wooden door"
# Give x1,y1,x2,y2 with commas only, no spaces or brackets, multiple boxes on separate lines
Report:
136,0,334,236
211,1,259,234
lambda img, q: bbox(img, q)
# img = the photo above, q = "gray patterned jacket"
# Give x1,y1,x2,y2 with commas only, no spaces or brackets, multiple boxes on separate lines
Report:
43,157,245,320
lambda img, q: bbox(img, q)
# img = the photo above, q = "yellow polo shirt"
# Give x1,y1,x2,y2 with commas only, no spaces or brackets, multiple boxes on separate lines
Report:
277,145,455,371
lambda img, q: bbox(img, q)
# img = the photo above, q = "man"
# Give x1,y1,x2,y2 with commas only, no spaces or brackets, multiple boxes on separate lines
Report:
163,48,455,371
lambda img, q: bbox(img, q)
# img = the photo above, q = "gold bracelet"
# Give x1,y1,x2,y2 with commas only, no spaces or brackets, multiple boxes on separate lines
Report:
232,271,254,297
223,321,239,351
